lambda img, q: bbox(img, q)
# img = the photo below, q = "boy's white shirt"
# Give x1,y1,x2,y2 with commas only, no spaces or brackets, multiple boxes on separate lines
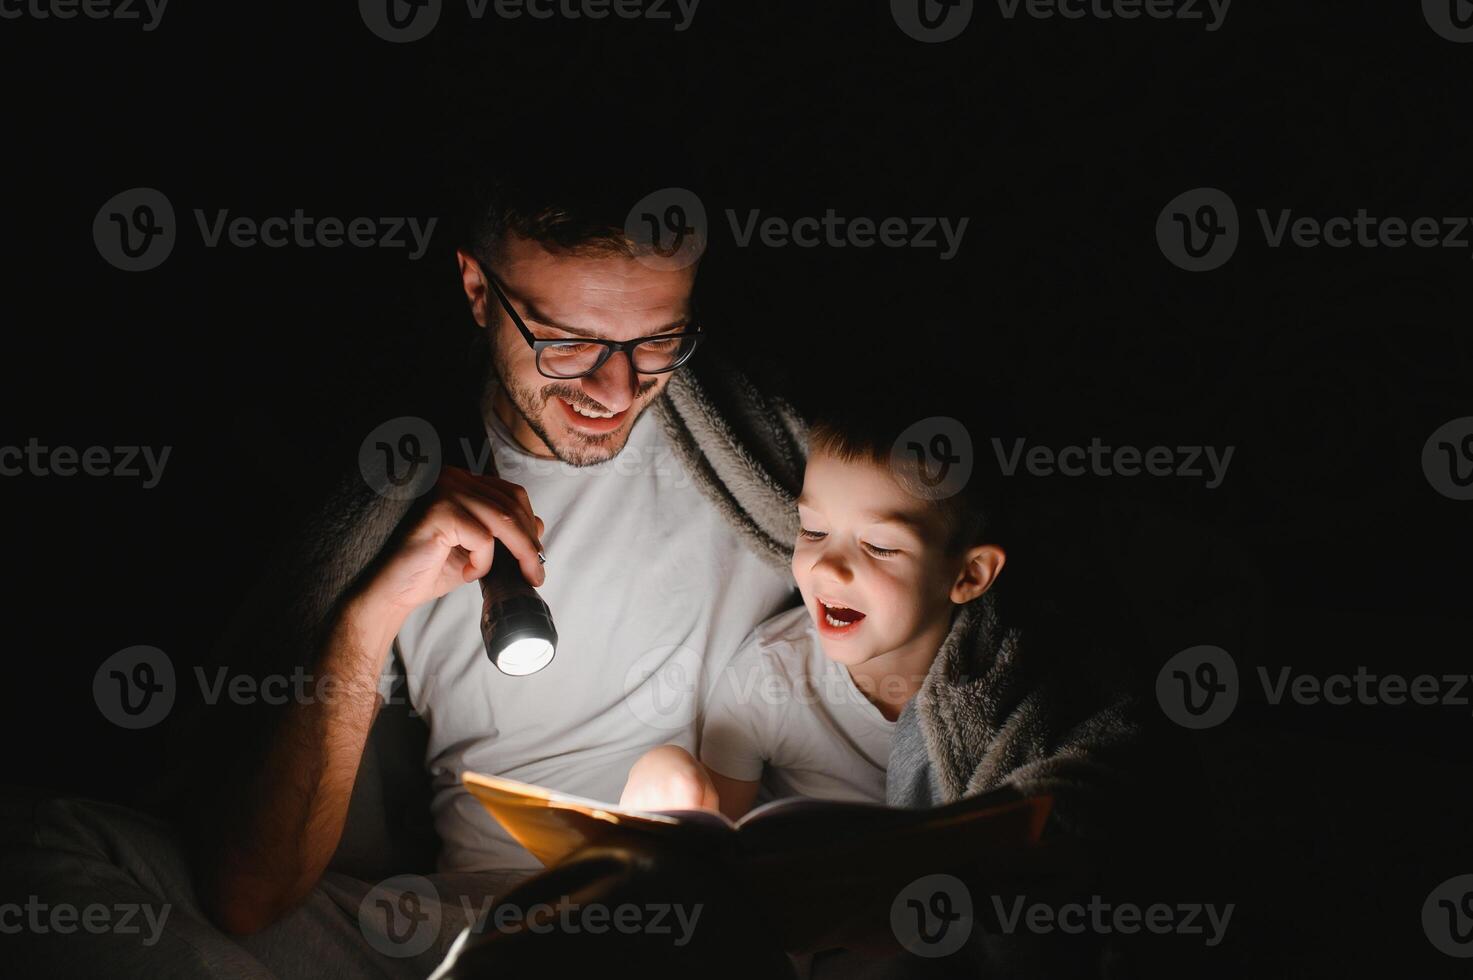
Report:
700,605,896,805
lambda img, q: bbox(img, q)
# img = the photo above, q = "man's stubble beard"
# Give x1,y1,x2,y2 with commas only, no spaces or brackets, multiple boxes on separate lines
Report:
490,340,662,467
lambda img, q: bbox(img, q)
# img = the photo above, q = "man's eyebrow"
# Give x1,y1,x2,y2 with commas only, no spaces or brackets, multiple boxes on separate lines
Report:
518,297,691,340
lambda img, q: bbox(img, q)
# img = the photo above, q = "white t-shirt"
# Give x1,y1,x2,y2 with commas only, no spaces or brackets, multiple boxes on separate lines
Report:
391,397,797,877
700,605,896,805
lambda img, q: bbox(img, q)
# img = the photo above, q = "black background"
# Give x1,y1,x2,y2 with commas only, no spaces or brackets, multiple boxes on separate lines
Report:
2,1,1471,975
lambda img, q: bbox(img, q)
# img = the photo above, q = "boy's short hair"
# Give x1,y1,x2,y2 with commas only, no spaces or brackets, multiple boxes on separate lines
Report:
807,405,995,554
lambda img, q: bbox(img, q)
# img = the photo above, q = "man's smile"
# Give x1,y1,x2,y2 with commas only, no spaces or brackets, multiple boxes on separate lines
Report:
555,395,628,434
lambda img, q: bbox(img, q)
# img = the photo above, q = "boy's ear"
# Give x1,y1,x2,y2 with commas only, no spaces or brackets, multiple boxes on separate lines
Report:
950,544,1006,605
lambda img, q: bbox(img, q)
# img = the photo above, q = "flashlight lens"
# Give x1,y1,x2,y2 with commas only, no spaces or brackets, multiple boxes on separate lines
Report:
495,636,555,676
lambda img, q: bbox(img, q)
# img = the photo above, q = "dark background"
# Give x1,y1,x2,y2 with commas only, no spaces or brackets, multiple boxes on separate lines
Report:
2,2,1470,976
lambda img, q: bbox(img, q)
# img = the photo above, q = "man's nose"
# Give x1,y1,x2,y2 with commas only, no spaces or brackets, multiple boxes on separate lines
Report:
579,349,638,413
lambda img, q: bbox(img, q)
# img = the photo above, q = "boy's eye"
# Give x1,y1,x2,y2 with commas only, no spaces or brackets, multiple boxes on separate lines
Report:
798,528,827,541
863,542,900,558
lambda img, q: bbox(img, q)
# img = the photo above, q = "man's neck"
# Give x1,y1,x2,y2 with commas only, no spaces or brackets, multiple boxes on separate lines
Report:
489,386,557,459
845,612,954,722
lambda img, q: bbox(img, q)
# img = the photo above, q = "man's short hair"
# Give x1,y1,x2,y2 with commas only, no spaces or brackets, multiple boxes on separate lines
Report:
459,124,706,266
468,171,643,262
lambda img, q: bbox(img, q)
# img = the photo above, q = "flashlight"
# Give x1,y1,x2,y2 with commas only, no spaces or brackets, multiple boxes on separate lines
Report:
479,539,557,675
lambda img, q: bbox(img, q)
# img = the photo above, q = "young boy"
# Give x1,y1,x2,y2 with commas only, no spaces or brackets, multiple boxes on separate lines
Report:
621,410,1007,819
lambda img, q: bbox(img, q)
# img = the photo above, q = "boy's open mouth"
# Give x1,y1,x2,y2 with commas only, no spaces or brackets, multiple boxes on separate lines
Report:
817,598,866,636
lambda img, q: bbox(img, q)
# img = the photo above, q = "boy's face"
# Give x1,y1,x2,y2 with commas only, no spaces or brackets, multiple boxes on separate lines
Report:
792,449,979,668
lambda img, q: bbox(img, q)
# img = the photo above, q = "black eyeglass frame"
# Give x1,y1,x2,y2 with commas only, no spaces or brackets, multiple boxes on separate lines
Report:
475,258,703,380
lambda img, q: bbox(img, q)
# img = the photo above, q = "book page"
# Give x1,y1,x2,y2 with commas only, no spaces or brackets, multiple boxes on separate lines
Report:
461,771,735,867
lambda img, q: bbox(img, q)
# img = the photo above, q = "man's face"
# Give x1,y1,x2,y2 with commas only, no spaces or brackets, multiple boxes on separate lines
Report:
791,450,961,668
459,232,697,466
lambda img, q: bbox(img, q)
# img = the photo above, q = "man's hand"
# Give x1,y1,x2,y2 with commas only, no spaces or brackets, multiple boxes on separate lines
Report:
202,467,547,936
363,465,547,616
621,745,721,813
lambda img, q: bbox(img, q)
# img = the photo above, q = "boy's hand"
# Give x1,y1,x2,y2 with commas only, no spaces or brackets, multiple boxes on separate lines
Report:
620,745,721,813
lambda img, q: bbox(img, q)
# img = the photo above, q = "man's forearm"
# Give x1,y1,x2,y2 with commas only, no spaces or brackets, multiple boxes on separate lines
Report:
202,589,405,935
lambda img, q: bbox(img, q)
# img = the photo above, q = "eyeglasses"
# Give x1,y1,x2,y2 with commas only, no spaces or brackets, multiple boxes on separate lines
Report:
476,259,703,380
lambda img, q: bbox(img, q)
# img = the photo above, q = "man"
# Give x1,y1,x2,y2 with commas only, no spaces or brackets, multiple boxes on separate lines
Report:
4,161,810,978
205,165,806,930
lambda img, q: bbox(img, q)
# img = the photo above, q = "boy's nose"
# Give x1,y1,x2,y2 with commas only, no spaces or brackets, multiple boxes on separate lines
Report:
812,549,854,584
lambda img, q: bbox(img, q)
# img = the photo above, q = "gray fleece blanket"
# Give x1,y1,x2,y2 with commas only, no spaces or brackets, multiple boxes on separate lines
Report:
885,592,1144,838
196,355,1140,847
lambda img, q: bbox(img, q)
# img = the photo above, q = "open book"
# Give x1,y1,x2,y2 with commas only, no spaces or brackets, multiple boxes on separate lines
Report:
462,771,1053,953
